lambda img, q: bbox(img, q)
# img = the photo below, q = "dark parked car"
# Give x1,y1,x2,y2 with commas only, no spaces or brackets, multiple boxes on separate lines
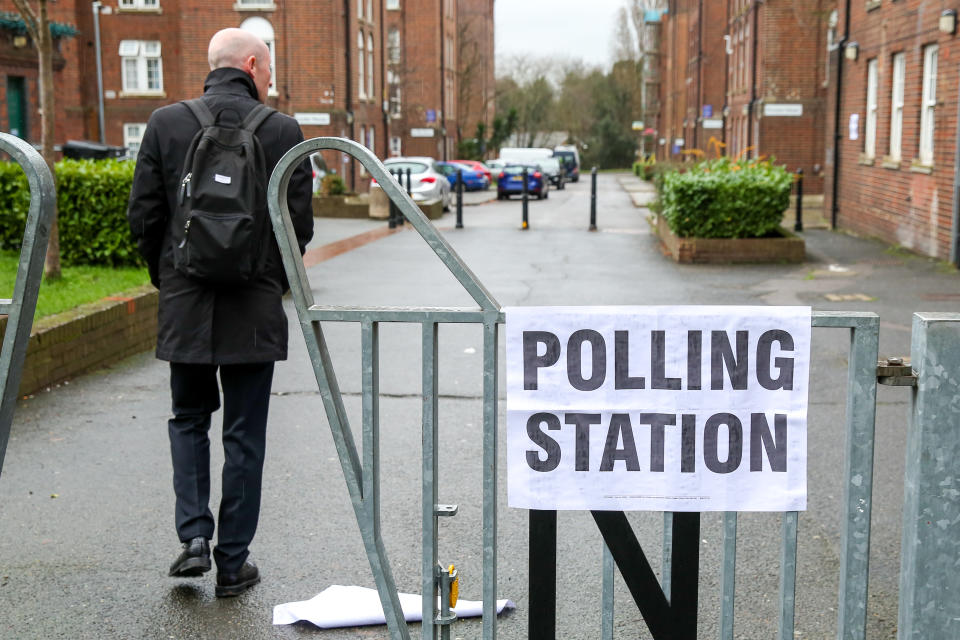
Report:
496,164,549,199
437,161,490,191
553,147,580,182
536,157,566,189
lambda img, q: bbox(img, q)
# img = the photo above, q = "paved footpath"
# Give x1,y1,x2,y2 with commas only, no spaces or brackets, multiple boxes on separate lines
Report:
1,174,959,639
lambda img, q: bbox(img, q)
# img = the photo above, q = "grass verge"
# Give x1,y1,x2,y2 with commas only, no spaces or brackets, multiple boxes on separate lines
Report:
0,251,150,319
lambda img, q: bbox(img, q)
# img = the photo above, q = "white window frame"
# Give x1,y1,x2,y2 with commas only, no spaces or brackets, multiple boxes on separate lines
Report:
119,40,163,95
367,34,375,100
358,32,366,99
390,135,401,157
367,0,373,23
864,58,878,158
123,122,147,157
388,28,400,64
119,0,159,10
367,125,375,152
358,0,363,20
235,0,275,8
240,17,277,96
918,44,938,166
386,0,399,9
888,52,905,162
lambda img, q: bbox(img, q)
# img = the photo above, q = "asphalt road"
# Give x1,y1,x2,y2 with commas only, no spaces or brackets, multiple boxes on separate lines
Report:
2,174,959,639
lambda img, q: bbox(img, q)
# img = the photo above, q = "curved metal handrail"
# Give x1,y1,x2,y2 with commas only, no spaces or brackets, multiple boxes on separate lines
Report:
0,133,56,475
267,136,500,314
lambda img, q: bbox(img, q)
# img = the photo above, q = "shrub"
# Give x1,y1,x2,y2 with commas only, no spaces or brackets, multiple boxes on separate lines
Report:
632,156,656,180
321,173,346,196
0,158,142,267
657,157,792,238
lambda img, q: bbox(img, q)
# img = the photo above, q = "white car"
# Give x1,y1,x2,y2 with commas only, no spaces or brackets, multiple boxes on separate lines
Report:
373,156,452,211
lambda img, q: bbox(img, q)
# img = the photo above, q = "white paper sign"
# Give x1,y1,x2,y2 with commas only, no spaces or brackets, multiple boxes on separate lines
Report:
848,113,859,140
505,306,811,512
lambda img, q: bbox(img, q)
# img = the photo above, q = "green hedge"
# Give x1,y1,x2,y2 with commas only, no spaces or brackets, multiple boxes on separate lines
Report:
0,158,142,267
657,157,792,238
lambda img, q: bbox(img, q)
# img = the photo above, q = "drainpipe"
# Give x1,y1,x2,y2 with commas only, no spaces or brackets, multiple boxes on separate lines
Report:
831,0,851,229
439,0,447,160
695,0,703,151
951,66,960,266
345,0,355,190
92,1,105,144
381,0,388,159
747,0,759,157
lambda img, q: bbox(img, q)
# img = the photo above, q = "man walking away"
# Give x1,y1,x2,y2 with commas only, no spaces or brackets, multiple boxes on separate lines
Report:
127,28,314,597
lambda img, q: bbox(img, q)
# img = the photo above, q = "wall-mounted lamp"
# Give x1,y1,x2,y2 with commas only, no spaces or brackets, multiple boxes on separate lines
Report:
940,9,957,35
845,42,859,61
723,34,733,55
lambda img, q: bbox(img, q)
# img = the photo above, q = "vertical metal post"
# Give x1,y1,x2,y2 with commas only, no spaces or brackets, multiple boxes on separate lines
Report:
777,511,799,640
404,167,411,225
898,313,960,639
456,169,464,229
719,512,738,640
528,509,557,640
92,2,106,144
836,316,880,639
481,317,499,640
794,169,804,232
589,166,598,231
668,512,699,636
521,168,529,230
601,542,615,640
422,322,439,639
662,513,673,598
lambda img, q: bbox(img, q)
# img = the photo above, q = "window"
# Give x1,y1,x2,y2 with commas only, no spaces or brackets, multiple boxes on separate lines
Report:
388,29,400,64
889,52,905,162
386,0,399,9
240,17,277,96
367,0,373,23
119,0,159,9
367,125,375,152
864,59,878,158
119,40,163,93
236,0,275,7
358,0,363,19
388,70,401,116
358,32,366,99
919,44,938,166
124,123,146,157
367,35,375,99
390,136,401,156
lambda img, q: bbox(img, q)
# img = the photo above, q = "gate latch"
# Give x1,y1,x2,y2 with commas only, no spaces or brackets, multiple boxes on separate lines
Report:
435,563,459,626
877,357,916,386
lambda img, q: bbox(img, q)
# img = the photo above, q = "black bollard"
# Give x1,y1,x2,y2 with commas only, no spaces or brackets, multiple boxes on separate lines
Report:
521,167,529,230
387,169,398,228
456,169,464,228
589,166,598,231
794,168,804,232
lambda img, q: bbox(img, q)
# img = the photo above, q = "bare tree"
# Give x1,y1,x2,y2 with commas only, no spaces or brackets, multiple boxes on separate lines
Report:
11,0,60,279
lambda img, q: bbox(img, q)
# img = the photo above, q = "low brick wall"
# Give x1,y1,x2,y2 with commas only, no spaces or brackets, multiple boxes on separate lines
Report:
656,214,805,264
0,285,158,396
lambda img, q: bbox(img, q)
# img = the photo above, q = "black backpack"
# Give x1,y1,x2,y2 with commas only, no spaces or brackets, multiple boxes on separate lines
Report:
172,98,275,286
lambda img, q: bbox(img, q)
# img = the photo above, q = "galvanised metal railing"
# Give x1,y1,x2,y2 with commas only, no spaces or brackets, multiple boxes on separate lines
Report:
536,312,879,640
268,137,503,640
0,133,56,479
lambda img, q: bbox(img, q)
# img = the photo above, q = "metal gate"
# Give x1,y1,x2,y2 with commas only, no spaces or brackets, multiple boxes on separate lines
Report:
268,137,503,639
268,139,956,639
0,132,55,477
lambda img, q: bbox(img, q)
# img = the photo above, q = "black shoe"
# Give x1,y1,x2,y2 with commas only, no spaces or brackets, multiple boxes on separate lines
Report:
168,536,211,577
215,560,260,598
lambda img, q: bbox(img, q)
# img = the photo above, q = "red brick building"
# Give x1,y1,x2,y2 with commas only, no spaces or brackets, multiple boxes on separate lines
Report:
825,1,960,262
0,0,493,193
658,0,830,194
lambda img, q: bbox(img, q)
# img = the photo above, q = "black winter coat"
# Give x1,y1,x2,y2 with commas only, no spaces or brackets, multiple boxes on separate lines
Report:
127,68,314,364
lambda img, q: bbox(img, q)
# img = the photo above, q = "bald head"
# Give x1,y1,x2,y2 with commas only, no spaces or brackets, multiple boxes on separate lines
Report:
208,28,268,70
207,28,272,101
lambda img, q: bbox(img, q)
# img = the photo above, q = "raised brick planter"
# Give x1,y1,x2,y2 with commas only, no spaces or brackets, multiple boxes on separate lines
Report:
0,285,158,397
655,214,805,264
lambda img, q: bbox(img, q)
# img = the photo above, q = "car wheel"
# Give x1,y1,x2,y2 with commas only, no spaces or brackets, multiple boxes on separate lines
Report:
544,188,549,199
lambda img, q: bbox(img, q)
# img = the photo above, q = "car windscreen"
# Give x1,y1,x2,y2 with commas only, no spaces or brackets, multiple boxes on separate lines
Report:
553,151,576,165
538,159,560,171
501,165,538,175
384,162,429,174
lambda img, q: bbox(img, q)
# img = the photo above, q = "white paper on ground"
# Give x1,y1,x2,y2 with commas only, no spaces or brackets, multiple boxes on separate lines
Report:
273,584,515,628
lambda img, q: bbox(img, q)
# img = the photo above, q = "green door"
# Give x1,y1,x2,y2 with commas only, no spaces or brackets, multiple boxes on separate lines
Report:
6,76,27,139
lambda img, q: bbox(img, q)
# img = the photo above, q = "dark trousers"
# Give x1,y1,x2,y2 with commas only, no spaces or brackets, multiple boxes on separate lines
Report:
168,361,274,573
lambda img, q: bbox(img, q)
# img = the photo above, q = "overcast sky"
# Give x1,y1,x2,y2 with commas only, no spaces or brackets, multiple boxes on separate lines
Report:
494,0,625,72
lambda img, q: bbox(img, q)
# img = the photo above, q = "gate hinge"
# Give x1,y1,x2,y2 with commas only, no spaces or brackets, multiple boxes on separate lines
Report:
877,357,917,386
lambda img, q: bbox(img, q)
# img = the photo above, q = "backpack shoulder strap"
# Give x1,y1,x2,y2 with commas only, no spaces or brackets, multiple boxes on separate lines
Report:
182,98,216,128
241,103,276,134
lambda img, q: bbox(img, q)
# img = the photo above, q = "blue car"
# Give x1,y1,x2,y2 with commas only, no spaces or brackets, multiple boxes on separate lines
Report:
496,164,549,199
437,162,490,191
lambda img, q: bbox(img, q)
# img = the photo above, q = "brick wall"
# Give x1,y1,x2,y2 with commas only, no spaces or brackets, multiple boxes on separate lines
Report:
825,0,958,259
0,287,158,397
